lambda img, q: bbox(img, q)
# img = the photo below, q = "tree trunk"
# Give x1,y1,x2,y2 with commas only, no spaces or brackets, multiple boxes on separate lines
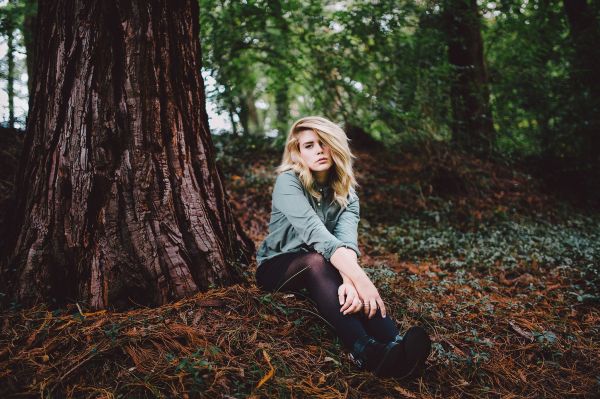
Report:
442,0,495,156
564,0,600,166
5,0,17,128
2,0,254,310
269,0,290,137
274,85,289,136
238,97,251,136
244,91,262,136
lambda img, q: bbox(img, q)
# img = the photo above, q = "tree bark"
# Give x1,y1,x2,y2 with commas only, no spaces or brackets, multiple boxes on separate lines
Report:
564,0,600,166
2,0,254,310
442,0,495,156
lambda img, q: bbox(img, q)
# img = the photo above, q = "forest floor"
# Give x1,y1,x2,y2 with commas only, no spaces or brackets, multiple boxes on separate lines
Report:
1,133,599,398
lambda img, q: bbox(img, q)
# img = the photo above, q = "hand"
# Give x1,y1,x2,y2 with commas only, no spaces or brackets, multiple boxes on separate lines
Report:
338,283,363,315
354,277,387,319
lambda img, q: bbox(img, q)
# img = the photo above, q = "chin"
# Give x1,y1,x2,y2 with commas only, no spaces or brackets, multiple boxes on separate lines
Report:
313,164,330,171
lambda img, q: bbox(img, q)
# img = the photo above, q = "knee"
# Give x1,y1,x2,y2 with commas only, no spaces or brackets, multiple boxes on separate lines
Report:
304,252,337,278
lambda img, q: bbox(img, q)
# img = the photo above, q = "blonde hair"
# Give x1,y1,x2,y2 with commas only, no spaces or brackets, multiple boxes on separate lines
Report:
276,116,358,208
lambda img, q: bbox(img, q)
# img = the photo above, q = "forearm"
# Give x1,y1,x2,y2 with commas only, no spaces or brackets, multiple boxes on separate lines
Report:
330,247,367,285
339,270,353,284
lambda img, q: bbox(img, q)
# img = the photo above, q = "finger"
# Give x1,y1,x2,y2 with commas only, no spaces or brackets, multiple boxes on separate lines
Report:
352,298,363,314
345,298,361,315
376,298,387,318
340,293,354,313
338,285,346,306
369,299,377,319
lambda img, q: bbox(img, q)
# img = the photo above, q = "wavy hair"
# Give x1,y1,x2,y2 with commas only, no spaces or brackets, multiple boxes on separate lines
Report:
275,116,358,208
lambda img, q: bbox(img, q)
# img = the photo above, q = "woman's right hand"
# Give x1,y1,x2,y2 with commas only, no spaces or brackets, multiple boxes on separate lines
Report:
354,277,387,319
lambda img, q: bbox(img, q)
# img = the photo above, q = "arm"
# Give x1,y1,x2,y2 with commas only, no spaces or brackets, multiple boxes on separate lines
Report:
332,193,361,257
330,194,368,285
272,172,348,261
332,247,387,318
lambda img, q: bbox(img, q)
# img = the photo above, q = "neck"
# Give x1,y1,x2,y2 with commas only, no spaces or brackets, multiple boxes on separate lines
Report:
313,170,329,186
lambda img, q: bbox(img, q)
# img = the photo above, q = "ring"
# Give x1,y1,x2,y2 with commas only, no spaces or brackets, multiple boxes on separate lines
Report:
364,303,371,307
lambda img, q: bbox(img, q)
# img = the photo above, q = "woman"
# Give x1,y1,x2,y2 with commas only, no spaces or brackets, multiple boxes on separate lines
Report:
255,116,431,378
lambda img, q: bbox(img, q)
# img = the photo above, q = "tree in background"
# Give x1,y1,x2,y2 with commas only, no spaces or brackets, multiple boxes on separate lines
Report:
2,0,598,205
21,0,35,95
0,0,33,128
200,0,454,145
441,0,495,156
199,0,305,137
2,0,253,309
563,0,600,170
1,0,17,128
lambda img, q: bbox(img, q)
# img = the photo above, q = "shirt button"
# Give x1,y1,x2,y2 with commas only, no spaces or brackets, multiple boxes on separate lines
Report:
317,202,321,205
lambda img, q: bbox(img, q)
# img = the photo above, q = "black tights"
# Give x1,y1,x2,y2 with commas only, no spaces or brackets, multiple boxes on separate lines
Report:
255,251,399,350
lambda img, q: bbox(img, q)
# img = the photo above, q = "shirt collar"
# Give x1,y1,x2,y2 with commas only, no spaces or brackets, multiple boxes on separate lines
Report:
314,181,329,192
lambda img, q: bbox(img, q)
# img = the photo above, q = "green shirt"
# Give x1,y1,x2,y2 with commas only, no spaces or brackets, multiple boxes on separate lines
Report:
256,170,361,267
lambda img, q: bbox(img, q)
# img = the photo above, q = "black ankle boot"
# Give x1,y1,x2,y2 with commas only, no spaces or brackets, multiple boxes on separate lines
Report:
390,326,431,379
348,335,403,377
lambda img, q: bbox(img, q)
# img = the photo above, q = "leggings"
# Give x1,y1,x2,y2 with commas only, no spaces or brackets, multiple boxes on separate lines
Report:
255,251,399,350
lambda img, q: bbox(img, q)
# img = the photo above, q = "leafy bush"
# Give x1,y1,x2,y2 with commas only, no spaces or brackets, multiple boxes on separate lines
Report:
370,213,600,293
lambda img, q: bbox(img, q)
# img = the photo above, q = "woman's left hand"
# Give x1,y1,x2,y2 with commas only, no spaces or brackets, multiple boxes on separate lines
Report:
338,283,363,315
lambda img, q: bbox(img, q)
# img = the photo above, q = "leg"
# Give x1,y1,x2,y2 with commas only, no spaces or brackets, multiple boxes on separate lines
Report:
256,251,369,349
257,252,400,344
359,308,400,343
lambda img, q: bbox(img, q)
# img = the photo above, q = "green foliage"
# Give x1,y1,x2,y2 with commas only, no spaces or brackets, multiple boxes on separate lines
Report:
385,215,599,268
362,266,397,296
103,322,122,342
165,350,213,392
199,0,316,136
200,0,454,144
484,1,570,158
368,210,600,295
201,0,599,199
0,0,34,128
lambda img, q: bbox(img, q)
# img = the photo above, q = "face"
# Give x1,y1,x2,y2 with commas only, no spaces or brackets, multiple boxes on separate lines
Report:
297,129,333,174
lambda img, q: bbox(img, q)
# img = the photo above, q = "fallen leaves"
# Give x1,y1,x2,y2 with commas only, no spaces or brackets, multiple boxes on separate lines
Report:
393,385,418,398
509,320,535,342
255,350,275,389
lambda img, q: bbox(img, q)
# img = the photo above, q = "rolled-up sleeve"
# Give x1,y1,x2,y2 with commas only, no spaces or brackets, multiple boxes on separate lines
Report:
333,193,361,257
272,173,345,261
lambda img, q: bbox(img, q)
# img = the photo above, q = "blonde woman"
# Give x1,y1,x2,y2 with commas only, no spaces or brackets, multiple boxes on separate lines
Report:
255,116,431,378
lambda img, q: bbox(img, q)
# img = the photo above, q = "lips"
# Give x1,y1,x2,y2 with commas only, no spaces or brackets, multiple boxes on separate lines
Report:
317,158,328,163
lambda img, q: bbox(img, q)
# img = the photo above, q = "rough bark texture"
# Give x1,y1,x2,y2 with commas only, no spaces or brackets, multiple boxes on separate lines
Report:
2,0,254,310
443,0,495,156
